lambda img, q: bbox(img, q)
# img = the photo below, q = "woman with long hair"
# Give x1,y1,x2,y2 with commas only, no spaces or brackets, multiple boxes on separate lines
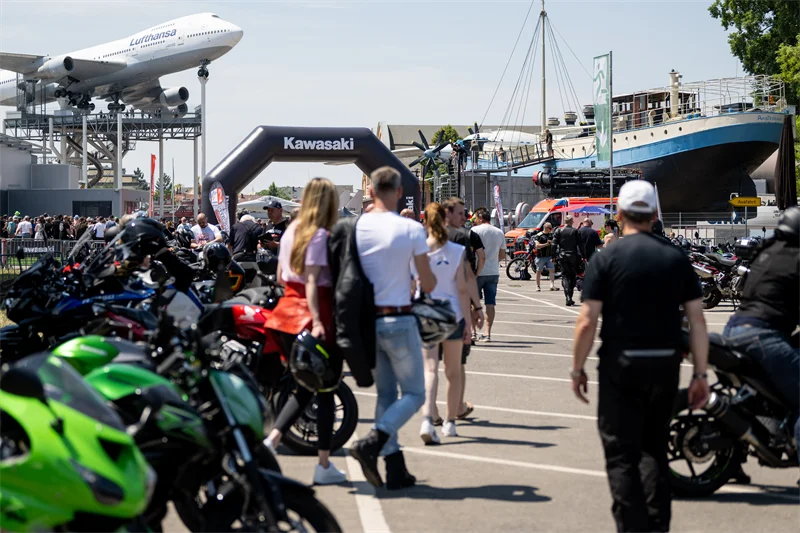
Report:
263,178,347,484
419,202,472,444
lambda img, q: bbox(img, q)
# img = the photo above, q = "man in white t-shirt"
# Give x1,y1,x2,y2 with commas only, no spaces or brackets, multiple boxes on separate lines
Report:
471,209,506,340
92,217,106,239
190,213,223,248
349,166,436,491
15,216,33,238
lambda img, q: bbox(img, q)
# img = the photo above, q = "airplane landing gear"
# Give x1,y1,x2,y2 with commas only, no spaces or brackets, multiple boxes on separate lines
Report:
198,59,210,79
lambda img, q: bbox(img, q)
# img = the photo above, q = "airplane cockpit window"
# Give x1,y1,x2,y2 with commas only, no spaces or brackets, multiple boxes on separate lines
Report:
211,14,219,18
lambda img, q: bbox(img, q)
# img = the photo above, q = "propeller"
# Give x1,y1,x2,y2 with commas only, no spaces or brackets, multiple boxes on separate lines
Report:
408,129,452,175
468,122,480,136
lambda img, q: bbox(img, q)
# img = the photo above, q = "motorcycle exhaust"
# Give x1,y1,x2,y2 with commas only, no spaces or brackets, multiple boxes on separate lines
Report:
703,392,782,466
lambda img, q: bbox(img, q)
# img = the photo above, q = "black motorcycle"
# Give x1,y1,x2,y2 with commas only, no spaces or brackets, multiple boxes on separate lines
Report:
667,330,798,497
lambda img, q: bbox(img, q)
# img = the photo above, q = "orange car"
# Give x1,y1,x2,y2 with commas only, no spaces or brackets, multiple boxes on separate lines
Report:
504,197,616,249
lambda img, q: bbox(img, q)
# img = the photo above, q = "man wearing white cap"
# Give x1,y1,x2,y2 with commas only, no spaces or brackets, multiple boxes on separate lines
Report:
570,180,710,533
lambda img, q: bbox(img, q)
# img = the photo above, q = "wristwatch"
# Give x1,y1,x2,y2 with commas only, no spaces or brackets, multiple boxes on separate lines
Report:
692,372,708,380
570,369,586,379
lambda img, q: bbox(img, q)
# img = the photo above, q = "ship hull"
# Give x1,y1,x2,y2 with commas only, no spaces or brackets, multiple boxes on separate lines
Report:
486,112,786,213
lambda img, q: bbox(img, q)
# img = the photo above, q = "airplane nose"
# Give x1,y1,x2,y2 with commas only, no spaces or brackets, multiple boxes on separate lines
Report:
229,25,243,45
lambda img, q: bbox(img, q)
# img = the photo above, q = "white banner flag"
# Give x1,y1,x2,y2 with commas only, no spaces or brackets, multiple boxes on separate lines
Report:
494,184,505,235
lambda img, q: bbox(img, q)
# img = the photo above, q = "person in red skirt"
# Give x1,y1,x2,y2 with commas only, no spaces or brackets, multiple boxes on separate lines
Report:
263,177,346,485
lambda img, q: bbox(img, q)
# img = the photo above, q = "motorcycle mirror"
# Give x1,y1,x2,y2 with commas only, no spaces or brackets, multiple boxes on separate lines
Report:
1,367,47,404
694,231,700,239
14,247,25,262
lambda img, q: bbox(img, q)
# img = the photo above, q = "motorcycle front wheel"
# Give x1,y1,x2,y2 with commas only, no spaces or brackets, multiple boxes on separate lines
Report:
667,389,745,497
506,257,532,280
279,381,359,456
702,287,723,310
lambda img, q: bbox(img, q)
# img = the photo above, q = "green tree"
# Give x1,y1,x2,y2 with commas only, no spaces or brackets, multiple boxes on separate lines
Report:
266,182,291,200
709,1,800,102
431,124,461,146
777,35,800,103
153,173,172,202
132,167,149,190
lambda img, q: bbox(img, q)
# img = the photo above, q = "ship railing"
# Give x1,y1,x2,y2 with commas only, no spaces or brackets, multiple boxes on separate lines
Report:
467,143,554,171
609,75,787,133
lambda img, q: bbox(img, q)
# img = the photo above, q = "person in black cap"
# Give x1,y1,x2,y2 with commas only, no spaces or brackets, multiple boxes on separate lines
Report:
261,199,287,254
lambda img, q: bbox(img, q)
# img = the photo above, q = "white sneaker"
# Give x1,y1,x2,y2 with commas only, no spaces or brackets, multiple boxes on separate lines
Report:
313,461,348,485
420,419,441,445
442,420,458,437
262,437,277,455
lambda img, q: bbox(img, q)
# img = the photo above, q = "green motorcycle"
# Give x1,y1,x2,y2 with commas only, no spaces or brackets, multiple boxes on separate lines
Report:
0,353,155,531
51,334,341,532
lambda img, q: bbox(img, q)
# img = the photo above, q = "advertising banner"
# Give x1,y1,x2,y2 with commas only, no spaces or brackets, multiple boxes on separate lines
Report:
494,184,505,235
149,154,156,217
593,53,611,163
209,181,231,233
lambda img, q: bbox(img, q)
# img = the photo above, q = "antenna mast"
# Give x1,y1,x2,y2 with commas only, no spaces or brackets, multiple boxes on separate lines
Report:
540,0,546,134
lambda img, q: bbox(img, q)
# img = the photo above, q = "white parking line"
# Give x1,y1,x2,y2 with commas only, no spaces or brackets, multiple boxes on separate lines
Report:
445,367,599,385
494,320,577,329
399,447,800,502
344,434,392,533
352,391,598,421
497,288,582,316
470,347,694,368
489,332,599,343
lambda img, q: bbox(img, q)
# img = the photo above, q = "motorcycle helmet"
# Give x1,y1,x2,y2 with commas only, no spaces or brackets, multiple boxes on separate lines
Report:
174,226,194,248
411,294,458,345
104,224,121,244
775,206,800,244
117,218,168,262
204,242,232,272
734,237,761,261
289,330,341,392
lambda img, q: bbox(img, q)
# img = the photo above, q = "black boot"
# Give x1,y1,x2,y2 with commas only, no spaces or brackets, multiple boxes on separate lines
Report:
384,451,416,490
349,429,389,488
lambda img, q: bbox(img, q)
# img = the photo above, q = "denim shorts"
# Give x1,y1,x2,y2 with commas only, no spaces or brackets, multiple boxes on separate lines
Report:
476,275,499,306
535,256,554,271
438,319,470,365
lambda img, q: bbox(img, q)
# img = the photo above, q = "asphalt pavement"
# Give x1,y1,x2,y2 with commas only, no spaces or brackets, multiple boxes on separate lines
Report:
165,273,800,532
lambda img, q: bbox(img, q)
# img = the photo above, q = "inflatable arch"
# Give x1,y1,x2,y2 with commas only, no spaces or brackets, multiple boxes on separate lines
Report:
201,126,420,230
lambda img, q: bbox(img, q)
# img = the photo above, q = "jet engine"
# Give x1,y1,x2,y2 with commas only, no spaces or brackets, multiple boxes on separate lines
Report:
158,87,189,107
34,56,74,80
172,103,189,118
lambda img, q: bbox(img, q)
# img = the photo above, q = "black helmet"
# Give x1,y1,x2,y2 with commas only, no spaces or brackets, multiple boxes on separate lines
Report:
118,217,168,262
174,226,194,248
411,295,458,344
775,206,800,244
734,237,761,261
289,330,341,392
204,242,231,272
104,224,121,244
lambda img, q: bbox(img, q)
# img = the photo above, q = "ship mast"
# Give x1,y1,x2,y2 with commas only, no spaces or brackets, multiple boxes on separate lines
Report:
540,0,546,135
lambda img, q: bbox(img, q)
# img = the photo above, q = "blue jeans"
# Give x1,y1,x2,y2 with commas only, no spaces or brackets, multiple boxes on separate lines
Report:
373,315,425,456
722,324,800,461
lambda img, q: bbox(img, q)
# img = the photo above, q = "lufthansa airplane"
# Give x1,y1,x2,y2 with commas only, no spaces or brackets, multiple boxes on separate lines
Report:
0,13,242,114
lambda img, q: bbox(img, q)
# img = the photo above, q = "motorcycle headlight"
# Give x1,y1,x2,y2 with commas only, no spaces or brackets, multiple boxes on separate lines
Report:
70,460,124,506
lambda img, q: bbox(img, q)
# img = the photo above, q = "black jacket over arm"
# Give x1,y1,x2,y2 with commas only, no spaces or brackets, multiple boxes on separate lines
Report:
328,217,376,387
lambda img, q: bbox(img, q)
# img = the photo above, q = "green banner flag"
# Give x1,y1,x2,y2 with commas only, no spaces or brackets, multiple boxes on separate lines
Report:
593,54,611,162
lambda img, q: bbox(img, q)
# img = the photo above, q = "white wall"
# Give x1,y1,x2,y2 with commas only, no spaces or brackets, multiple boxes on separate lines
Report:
0,143,33,191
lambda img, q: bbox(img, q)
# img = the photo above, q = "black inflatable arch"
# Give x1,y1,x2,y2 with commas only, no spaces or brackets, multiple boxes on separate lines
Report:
201,126,420,226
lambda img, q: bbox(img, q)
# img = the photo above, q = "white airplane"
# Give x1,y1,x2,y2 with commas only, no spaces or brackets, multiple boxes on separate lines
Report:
0,13,242,114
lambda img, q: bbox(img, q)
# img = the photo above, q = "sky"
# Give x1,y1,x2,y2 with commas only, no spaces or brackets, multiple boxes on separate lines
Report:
0,0,744,192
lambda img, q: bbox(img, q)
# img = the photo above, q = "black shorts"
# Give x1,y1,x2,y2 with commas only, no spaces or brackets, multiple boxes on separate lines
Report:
438,332,471,365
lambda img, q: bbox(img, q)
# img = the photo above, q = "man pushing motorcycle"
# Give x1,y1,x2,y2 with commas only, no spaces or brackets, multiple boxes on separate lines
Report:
721,206,800,470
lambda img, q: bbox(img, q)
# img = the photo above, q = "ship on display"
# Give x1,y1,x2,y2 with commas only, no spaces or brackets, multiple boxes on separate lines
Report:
460,0,790,214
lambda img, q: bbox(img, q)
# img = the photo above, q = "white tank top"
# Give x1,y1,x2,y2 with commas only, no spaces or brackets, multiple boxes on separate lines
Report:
426,241,465,321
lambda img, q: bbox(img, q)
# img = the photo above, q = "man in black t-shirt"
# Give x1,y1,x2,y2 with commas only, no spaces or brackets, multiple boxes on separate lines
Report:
571,180,709,533
228,212,263,260
260,199,288,255
553,215,581,306
578,217,603,262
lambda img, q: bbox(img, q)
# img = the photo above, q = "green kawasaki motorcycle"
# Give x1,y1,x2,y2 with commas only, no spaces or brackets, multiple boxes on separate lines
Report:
51,334,341,532
0,353,155,532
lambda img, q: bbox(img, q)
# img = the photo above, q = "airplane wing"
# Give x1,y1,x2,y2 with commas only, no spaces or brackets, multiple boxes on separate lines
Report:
95,78,159,103
0,52,43,74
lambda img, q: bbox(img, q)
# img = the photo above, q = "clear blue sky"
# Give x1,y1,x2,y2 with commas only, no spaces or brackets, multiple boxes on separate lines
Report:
1,0,742,191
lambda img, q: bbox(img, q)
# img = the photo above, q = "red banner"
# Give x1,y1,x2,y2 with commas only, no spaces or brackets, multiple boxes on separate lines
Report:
149,154,156,217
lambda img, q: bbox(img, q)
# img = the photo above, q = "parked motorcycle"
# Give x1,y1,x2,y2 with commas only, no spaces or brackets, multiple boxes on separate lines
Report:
667,330,798,497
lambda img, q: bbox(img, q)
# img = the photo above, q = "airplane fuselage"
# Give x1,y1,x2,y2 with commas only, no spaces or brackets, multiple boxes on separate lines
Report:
0,13,242,107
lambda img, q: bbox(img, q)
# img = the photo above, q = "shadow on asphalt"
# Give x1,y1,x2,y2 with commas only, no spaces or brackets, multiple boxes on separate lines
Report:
461,418,569,432
433,435,556,449
364,483,552,503
674,484,800,505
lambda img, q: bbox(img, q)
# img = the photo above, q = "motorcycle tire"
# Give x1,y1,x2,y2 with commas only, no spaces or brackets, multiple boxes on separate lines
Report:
702,288,723,310
279,381,359,456
506,257,532,281
667,389,745,497
276,483,343,533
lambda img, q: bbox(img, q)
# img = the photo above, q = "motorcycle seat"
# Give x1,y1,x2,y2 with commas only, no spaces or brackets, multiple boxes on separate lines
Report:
716,256,737,267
